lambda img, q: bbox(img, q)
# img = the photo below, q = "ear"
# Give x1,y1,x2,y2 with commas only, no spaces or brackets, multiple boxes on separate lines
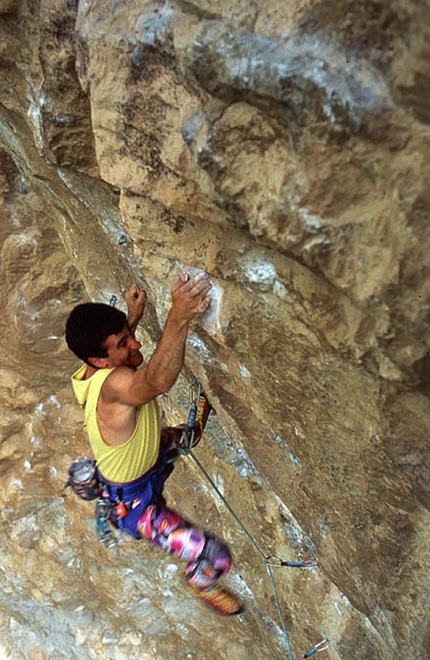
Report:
88,357,110,369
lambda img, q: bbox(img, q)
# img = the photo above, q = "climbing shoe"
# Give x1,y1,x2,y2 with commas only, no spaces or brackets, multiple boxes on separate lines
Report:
193,583,243,616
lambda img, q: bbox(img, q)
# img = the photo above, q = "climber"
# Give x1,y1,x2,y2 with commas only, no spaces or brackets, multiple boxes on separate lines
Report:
65,273,242,616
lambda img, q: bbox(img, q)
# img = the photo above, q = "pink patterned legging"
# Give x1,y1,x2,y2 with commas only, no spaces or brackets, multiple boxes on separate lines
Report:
137,503,232,590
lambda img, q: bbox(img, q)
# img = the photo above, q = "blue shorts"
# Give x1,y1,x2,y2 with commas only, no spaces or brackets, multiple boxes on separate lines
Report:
98,453,173,539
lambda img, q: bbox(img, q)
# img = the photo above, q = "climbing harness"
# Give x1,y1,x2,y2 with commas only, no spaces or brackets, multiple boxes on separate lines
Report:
63,457,101,501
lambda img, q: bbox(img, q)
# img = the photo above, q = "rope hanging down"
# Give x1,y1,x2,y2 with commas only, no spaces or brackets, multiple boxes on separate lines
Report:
179,381,323,660
189,449,295,660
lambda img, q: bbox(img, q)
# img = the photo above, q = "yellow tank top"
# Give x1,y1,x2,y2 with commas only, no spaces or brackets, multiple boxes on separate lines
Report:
71,364,160,483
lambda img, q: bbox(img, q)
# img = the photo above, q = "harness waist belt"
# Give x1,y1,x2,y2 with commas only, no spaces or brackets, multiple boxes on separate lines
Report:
103,470,153,501
98,452,168,502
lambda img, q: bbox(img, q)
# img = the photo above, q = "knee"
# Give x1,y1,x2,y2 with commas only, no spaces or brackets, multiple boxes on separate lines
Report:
185,535,232,589
201,535,232,576
162,426,186,452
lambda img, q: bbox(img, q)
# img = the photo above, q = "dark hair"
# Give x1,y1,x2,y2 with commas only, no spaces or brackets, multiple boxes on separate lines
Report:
65,303,127,364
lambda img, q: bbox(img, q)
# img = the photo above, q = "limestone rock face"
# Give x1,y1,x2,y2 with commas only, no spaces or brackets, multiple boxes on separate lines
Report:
1,1,429,659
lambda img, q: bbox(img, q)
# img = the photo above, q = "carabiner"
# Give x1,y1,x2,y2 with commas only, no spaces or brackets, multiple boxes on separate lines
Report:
187,380,202,431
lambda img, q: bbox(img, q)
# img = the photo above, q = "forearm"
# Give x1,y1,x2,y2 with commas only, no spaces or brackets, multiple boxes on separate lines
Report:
144,311,189,393
127,311,141,336
109,273,211,406
126,285,146,336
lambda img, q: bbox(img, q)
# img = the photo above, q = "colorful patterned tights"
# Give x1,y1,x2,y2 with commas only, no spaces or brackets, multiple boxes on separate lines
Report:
137,503,232,590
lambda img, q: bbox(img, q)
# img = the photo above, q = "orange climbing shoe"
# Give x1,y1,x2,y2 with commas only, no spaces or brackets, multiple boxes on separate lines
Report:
194,583,243,616
191,391,213,448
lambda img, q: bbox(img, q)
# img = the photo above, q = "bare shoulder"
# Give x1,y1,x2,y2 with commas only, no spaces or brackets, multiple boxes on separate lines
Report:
100,365,159,406
100,367,136,402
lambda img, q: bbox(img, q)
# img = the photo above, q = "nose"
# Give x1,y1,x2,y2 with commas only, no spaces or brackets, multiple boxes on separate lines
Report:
130,336,141,351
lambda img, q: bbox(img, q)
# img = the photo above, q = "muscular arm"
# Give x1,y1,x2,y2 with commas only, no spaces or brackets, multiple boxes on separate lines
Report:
125,284,146,335
105,273,212,406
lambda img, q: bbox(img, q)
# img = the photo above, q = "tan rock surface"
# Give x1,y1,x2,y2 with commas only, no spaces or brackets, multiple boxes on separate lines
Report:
1,1,429,658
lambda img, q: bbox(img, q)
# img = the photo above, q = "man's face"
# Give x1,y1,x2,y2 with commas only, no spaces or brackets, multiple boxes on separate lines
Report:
101,324,143,369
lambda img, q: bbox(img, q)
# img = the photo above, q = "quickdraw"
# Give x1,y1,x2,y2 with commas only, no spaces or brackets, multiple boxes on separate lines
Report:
266,555,318,569
164,380,204,464
179,379,202,452
303,639,329,658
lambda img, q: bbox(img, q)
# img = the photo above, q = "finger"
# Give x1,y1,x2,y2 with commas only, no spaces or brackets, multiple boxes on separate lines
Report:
190,280,212,299
187,272,208,287
188,273,212,296
171,273,190,293
127,284,139,299
135,285,146,300
197,296,211,312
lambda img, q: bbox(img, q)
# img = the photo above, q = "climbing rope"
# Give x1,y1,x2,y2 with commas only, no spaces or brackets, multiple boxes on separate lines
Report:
187,449,297,659
178,381,328,660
